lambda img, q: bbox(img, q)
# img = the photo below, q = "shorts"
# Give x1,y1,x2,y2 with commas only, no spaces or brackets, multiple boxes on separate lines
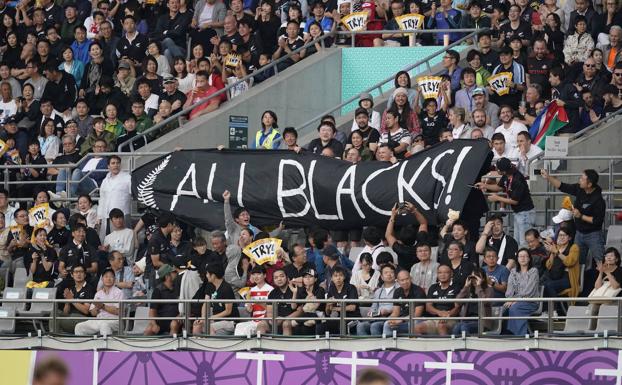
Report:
331,229,362,243
211,320,235,335
417,319,457,334
234,321,258,336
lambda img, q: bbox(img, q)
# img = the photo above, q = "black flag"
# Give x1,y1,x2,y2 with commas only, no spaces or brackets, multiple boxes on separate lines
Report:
132,140,491,230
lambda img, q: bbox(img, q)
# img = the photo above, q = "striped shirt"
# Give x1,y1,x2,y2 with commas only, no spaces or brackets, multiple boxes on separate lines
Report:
250,283,274,320
379,128,412,146
492,61,526,93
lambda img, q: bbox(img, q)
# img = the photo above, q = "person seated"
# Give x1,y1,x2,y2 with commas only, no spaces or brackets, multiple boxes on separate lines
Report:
283,244,315,287
317,266,360,335
357,264,398,336
542,228,580,316
192,263,238,335
415,265,460,336
382,269,425,336
475,215,519,270
234,264,274,336
590,247,622,304
291,267,326,335
75,267,123,336
482,247,510,299
102,209,136,264
25,228,57,288
58,264,95,334
257,268,296,335
525,228,548,276
445,241,474,288
439,219,478,266
350,253,380,300
97,251,134,299
409,243,439,294
144,264,181,336
453,267,494,335
503,248,540,335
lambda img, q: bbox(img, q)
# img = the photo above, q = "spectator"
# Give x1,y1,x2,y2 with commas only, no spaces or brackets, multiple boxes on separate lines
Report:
409,243,439,294
306,121,344,157
117,16,149,68
47,211,70,251
445,240,475,288
153,0,191,65
453,267,494,335
273,20,303,71
593,247,622,295
477,32,499,74
356,263,398,336
542,227,580,315
346,127,375,160
183,70,221,120
490,47,526,108
448,107,470,139
427,0,462,45
58,223,98,284
512,131,543,176
79,42,114,100
234,264,274,336
439,219,477,266
97,251,134,299
465,50,491,88
470,108,494,139
381,268,425,336
385,202,429,271
58,264,95,333
440,49,463,92
319,265,361,335
516,85,542,127
455,68,479,115
499,4,531,48
257,268,296,335
129,98,154,134
379,108,411,159
144,264,181,335
415,264,460,335
76,195,98,230
192,263,238,335
472,87,500,129
25,228,56,287
102,209,136,264
490,132,511,161
116,116,147,151
482,247,510,298
253,110,281,149
419,98,448,146
494,105,527,151
504,248,540,335
224,228,252,294
541,168,606,269
567,0,598,38
476,215,519,269
191,0,227,53
601,84,622,117
350,253,380,299
97,155,131,230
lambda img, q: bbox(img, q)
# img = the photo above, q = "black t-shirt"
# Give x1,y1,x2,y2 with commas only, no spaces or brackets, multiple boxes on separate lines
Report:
450,260,474,289
52,151,82,167
193,280,240,318
393,283,425,317
268,286,295,317
348,127,380,145
295,285,326,313
25,245,57,282
392,243,419,272
7,225,33,261
526,56,555,97
150,283,180,317
420,112,448,146
283,262,316,281
427,283,458,313
68,282,95,313
47,227,71,249
147,229,172,270
307,138,344,157
439,234,478,266
606,267,622,286
59,241,96,273
479,49,500,74
327,283,360,318
485,234,519,266
161,90,187,114
500,21,532,46
498,171,534,213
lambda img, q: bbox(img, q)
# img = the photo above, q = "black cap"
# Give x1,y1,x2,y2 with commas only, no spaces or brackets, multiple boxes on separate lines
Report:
5,116,16,124
603,84,619,96
301,267,318,278
496,157,513,172
355,107,369,117
499,46,513,56
322,245,340,260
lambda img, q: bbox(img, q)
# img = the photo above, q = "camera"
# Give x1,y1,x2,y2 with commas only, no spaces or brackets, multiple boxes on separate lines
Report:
397,202,408,215
534,169,542,176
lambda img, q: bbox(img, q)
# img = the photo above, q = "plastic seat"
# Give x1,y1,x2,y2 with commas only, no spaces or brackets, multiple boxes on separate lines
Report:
126,306,150,335
555,306,591,335
594,305,619,334
2,288,27,312
0,307,15,334
12,268,28,288
17,288,56,331
606,225,622,248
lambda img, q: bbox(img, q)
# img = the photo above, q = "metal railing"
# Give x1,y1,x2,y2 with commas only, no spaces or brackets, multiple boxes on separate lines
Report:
0,296,619,338
295,29,484,135
118,28,481,152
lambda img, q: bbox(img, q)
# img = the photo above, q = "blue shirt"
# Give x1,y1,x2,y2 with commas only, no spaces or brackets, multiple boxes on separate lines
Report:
70,39,93,64
307,247,325,281
304,16,333,33
486,264,510,298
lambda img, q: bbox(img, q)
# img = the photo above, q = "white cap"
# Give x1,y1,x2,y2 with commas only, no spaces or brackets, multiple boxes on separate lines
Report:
552,209,573,224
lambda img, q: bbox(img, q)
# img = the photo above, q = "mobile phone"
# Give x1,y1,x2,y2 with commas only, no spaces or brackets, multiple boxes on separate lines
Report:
534,169,542,175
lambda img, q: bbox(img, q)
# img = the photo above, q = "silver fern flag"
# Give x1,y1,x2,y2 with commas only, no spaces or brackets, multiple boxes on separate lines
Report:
131,140,492,230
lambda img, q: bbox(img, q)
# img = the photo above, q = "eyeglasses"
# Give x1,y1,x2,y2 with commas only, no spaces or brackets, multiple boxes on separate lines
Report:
615,73,622,77
584,64,595,67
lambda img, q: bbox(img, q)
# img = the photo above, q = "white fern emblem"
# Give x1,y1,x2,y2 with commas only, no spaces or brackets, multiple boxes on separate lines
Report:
136,155,171,209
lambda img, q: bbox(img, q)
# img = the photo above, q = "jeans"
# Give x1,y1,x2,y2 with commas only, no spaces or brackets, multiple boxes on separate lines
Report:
382,320,410,336
575,230,605,268
56,168,97,196
513,208,536,246
356,321,385,336
543,274,570,312
506,301,538,336
452,321,479,335
162,38,186,66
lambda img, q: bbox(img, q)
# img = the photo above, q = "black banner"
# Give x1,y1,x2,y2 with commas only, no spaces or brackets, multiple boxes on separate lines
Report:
131,140,491,230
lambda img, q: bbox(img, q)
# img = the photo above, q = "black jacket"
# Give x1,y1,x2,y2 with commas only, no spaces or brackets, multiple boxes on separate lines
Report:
559,183,606,234
552,82,581,134
42,72,77,112
152,12,191,48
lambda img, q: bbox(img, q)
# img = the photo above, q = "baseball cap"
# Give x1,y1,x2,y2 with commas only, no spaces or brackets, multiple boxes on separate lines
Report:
496,157,513,172
118,61,130,70
163,75,176,84
552,209,573,224
158,264,175,278
302,267,318,278
355,107,369,117
472,87,486,96
322,245,340,259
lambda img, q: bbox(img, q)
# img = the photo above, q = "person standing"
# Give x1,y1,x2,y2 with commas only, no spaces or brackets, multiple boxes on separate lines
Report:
541,169,606,270
97,155,132,240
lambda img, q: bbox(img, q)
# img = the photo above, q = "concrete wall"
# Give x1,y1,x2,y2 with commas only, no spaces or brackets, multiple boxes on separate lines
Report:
136,48,342,166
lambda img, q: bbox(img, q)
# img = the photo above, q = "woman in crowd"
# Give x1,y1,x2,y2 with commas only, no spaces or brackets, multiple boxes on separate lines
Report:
225,228,253,296
47,210,70,251
77,195,98,229
381,87,421,135
291,267,325,335
136,55,163,96
79,42,114,99
38,118,60,163
173,56,195,94
59,46,85,88
19,140,47,199
448,107,470,139
453,267,494,335
563,16,595,66
252,110,281,149
594,247,622,293
347,130,373,161
25,227,56,287
387,71,418,107
350,253,380,299
542,227,580,315
504,248,540,335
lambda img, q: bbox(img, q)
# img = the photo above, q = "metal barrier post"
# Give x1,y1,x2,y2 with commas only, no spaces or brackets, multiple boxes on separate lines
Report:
618,299,622,334
271,300,278,335
3,169,8,191
339,300,346,335
409,300,414,335
184,302,190,333
51,300,57,334
547,300,553,333
608,159,614,227
477,301,483,337
118,301,124,335
205,300,211,335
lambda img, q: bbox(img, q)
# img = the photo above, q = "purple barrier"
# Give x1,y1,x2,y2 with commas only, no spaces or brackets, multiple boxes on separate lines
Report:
34,349,622,385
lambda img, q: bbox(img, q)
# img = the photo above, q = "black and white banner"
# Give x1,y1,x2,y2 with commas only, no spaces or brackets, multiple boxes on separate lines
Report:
131,140,491,230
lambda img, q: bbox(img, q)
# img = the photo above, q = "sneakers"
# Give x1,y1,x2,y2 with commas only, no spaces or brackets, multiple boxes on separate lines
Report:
48,190,67,200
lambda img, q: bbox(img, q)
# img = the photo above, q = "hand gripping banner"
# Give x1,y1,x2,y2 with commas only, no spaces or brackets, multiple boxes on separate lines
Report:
132,139,491,230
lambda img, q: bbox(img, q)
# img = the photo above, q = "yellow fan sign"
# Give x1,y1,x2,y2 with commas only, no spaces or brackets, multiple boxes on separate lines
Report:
395,13,425,30
488,72,513,96
29,203,52,242
243,238,282,265
225,53,241,68
0,139,7,157
341,12,368,31
417,76,443,99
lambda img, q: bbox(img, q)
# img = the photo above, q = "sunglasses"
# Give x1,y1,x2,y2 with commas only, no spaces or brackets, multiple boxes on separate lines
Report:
615,73,622,77
584,64,595,67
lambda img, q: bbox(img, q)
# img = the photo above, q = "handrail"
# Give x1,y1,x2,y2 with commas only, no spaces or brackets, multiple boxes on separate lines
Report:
294,29,484,136
117,31,337,152
571,107,622,141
